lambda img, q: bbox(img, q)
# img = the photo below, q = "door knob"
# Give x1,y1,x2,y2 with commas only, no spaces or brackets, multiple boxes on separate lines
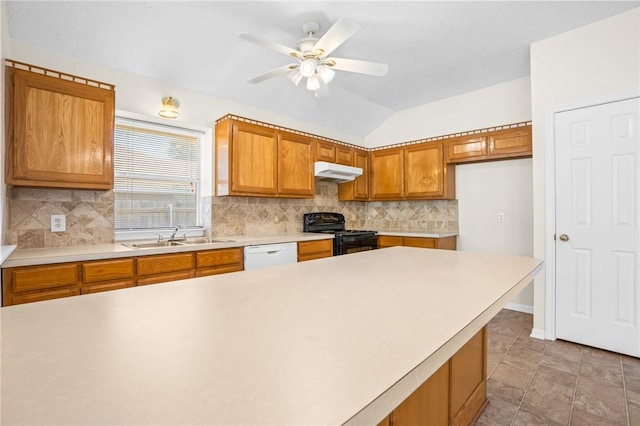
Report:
559,234,569,242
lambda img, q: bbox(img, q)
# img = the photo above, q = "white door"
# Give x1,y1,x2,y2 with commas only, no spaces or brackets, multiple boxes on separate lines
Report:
555,97,640,357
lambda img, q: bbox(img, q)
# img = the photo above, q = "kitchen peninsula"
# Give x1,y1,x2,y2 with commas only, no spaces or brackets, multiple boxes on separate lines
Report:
1,247,542,425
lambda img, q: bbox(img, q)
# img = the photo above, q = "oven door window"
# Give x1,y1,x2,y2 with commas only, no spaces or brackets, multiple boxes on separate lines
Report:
336,236,378,255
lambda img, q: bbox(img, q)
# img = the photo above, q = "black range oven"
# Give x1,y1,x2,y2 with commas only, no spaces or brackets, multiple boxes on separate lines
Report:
303,212,378,256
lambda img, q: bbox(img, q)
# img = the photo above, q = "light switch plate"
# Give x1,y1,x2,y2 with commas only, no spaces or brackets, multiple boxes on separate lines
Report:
51,215,66,232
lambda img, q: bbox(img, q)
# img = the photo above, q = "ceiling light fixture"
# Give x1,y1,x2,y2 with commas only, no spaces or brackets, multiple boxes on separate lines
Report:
158,97,180,119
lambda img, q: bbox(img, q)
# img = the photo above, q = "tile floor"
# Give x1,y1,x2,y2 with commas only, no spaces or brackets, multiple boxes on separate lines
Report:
475,309,640,426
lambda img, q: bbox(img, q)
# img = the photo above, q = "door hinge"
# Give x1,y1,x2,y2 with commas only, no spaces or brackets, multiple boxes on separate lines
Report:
553,234,556,241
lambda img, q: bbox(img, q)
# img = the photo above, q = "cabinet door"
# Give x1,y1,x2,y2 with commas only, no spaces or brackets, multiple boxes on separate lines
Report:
298,239,333,262
137,253,195,276
82,258,135,283
8,67,115,189
403,237,436,249
338,149,369,201
378,235,403,248
450,327,487,426
370,148,404,200
404,142,445,198
447,136,487,163
335,146,354,166
315,141,336,162
196,248,244,276
488,127,532,159
2,263,80,306
230,122,278,196
278,131,314,197
391,362,449,426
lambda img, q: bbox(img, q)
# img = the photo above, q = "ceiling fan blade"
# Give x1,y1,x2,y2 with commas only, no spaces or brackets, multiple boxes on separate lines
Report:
239,32,302,59
246,64,298,84
313,17,360,57
328,57,389,77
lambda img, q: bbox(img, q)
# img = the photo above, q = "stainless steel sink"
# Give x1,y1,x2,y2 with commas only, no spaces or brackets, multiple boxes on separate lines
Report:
123,241,186,249
184,238,236,244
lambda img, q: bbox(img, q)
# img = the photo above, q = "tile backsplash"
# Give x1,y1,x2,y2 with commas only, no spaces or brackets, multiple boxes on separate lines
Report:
8,187,115,248
7,182,458,248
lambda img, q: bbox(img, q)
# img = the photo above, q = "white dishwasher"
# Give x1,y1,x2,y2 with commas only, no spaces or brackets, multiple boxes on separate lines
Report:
243,242,298,271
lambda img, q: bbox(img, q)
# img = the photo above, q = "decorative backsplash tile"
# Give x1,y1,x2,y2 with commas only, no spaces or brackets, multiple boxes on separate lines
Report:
6,182,458,248
8,188,115,248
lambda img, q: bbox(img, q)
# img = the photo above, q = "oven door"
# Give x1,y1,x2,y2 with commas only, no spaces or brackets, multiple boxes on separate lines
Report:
334,235,378,256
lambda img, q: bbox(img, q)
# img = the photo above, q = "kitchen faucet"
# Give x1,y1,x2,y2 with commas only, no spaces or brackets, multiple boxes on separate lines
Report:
168,226,187,242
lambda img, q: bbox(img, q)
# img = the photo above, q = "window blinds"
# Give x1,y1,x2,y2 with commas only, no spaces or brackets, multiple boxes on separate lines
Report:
114,118,201,230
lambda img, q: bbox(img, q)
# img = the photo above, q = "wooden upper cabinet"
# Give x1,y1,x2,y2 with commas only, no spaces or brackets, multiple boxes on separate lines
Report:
370,148,404,200
278,131,314,197
370,142,454,201
6,62,115,189
488,127,532,159
447,136,487,163
216,120,278,196
316,140,336,162
404,141,450,199
335,145,354,166
215,118,314,198
446,125,532,164
338,148,369,201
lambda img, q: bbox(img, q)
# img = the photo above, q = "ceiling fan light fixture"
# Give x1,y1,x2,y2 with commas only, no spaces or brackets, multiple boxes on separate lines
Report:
299,59,316,78
317,65,335,84
288,69,304,86
306,74,320,91
158,96,180,119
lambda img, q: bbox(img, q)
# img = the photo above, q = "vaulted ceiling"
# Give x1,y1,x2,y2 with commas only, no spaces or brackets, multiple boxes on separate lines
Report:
6,1,638,136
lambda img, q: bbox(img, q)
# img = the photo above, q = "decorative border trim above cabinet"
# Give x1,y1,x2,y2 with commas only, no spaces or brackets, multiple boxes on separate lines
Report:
6,59,115,91
217,114,531,153
369,121,532,151
216,114,362,150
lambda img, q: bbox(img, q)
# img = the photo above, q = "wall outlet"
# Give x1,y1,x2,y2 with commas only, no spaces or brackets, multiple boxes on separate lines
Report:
51,215,66,232
497,212,505,223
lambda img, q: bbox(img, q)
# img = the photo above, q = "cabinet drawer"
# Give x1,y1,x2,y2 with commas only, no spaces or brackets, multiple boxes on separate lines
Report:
12,288,80,305
83,258,135,283
137,270,195,286
196,248,243,269
11,263,79,292
81,280,135,295
137,253,195,276
297,240,333,262
403,237,436,249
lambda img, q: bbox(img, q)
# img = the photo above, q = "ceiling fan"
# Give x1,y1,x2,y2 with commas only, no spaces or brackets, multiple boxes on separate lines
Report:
239,17,388,97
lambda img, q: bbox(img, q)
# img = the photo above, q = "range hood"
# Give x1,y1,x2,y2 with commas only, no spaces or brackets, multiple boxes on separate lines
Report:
314,161,363,182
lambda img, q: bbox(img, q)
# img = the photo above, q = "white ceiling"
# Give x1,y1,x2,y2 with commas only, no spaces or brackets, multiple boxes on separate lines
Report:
7,1,638,137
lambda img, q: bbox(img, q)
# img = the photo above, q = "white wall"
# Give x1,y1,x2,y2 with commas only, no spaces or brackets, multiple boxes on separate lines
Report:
365,77,531,147
530,8,640,336
456,159,534,310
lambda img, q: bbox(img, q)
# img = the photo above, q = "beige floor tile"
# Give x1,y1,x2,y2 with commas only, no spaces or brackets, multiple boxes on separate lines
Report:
520,378,574,425
570,407,629,426
540,352,581,375
579,362,624,387
487,377,527,406
513,408,565,426
475,397,519,426
572,392,627,424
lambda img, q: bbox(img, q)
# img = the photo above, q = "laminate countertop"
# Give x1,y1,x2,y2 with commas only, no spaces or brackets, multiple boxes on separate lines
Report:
0,233,334,268
0,231,457,268
1,247,542,425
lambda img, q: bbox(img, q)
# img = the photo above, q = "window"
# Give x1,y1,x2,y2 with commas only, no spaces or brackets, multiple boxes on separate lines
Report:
114,118,202,233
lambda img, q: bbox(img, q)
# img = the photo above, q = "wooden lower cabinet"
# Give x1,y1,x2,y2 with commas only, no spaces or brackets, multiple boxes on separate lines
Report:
378,235,457,250
2,262,80,305
378,327,487,426
196,248,244,277
2,247,246,306
297,239,333,262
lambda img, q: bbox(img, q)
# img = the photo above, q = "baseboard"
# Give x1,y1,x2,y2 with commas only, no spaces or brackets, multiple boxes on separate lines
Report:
529,328,546,340
504,303,533,314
